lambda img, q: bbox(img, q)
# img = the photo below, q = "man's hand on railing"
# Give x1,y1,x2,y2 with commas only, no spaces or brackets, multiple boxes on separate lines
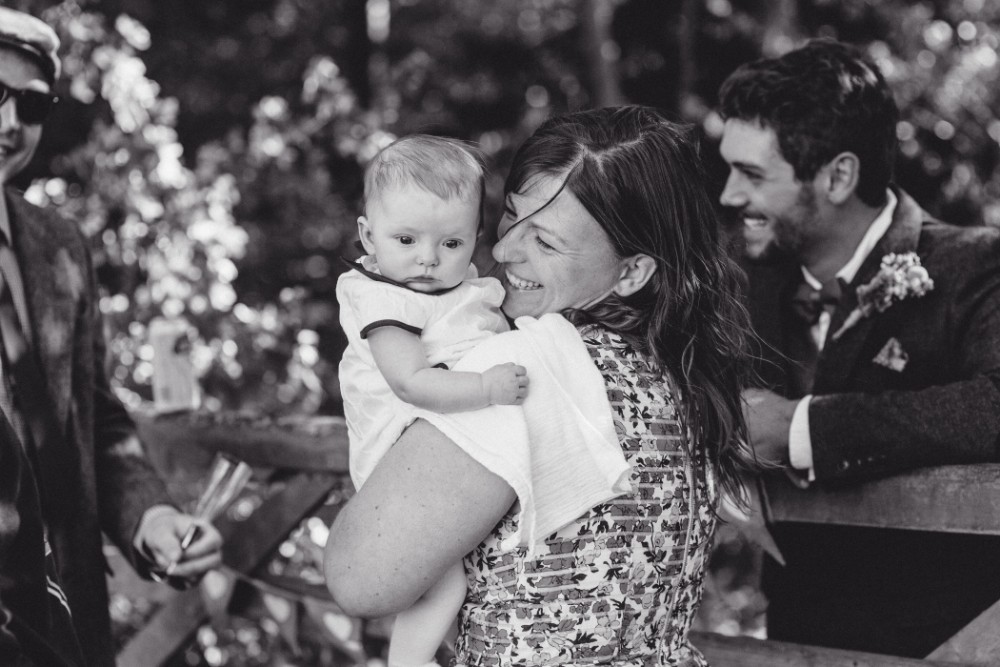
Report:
742,388,796,466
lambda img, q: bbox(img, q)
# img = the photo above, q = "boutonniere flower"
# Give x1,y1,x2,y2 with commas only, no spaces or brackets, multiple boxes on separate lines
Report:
831,252,934,341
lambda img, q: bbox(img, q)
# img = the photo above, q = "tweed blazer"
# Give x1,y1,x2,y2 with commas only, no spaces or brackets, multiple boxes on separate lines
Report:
4,188,172,666
746,187,1000,479
745,187,1000,656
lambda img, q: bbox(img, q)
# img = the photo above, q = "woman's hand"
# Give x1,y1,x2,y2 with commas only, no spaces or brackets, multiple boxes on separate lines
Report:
324,419,515,618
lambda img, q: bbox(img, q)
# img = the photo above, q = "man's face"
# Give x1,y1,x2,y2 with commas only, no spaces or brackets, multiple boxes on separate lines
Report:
0,48,48,185
718,118,820,263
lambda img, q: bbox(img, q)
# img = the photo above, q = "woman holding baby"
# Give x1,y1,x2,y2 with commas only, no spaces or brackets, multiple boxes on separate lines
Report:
326,105,754,666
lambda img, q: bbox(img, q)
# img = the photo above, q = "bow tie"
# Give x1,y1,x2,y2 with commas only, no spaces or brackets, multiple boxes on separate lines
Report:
790,278,844,326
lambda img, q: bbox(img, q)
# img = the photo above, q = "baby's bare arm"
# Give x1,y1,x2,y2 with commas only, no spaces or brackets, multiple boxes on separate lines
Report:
367,327,528,412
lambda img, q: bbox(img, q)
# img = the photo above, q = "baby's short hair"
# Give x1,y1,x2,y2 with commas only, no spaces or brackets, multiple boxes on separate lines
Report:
363,134,485,223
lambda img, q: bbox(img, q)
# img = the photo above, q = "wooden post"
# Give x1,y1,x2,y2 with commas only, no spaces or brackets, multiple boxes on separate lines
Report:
927,598,1000,663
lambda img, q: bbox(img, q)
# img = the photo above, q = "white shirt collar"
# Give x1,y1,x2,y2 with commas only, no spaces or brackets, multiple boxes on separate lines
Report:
801,188,897,290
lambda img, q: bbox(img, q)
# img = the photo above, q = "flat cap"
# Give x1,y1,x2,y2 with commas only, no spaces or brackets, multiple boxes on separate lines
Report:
0,7,60,83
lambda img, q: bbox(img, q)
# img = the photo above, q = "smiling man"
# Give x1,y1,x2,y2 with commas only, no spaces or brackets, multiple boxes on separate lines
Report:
0,9,223,666
718,39,1000,657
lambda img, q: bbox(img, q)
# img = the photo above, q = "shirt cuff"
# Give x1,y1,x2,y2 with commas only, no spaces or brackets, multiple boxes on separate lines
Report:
788,396,816,482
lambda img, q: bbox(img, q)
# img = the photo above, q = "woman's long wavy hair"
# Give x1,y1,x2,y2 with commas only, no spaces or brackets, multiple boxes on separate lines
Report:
503,105,756,503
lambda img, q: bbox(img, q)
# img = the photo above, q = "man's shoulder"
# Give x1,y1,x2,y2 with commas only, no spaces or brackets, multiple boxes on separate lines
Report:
5,187,85,241
4,187,87,253
917,217,1000,276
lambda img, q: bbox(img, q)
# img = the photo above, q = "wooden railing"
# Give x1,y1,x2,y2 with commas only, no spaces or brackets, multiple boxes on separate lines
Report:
117,411,1000,666
116,411,357,666
700,465,1000,666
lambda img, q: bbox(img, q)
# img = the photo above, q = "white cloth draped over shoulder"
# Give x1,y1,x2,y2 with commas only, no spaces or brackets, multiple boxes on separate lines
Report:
413,313,633,552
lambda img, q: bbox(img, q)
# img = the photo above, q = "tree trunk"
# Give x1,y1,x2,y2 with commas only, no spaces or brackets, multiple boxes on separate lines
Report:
676,0,699,116
345,0,373,107
762,0,801,57
580,0,625,107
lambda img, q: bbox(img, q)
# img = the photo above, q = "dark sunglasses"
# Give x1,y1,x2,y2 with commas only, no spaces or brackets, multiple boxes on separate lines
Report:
0,83,58,125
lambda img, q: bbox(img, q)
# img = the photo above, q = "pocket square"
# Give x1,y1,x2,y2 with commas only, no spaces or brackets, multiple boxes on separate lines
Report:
873,337,908,372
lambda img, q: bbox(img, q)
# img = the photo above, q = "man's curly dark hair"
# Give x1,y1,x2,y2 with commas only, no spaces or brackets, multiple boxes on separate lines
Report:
719,39,899,208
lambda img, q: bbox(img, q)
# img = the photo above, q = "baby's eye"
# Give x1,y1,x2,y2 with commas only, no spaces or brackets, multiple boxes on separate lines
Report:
397,236,414,245
443,239,463,249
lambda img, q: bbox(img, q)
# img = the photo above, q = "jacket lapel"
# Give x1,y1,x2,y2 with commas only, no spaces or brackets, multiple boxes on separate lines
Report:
745,260,800,393
6,192,76,429
813,188,925,392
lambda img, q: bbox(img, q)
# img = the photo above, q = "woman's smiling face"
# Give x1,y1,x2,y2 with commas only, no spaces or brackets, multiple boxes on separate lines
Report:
492,174,627,319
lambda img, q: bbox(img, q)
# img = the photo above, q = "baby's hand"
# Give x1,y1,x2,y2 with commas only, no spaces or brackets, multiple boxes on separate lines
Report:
482,363,529,405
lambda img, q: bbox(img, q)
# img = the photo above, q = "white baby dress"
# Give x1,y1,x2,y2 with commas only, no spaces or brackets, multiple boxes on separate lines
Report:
337,255,509,487
337,255,633,551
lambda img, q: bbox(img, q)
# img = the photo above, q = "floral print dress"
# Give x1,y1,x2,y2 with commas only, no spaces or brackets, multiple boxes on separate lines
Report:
455,328,718,667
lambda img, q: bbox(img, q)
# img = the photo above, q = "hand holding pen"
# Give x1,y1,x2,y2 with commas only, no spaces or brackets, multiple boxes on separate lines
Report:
165,522,205,576
142,511,222,589
146,455,251,588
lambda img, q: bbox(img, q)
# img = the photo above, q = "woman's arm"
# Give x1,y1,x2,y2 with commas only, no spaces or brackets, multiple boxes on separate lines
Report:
368,326,527,410
324,419,516,618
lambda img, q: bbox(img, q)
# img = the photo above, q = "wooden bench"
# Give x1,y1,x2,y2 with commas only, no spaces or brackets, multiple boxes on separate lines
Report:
117,411,1000,666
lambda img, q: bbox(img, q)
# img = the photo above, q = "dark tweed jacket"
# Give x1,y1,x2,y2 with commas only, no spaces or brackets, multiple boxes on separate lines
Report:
4,188,171,666
0,410,80,667
745,187,1000,656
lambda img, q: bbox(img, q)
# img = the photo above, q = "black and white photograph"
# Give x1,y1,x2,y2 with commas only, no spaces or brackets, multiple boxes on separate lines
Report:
1,1,999,665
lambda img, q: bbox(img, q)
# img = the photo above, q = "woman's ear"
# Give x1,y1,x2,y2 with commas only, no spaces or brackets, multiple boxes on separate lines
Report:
613,254,657,298
357,216,376,255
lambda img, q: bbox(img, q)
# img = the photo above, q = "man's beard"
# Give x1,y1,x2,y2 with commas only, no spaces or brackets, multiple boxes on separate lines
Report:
743,185,817,265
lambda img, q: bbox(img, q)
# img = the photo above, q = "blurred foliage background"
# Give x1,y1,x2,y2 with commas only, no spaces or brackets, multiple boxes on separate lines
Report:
11,0,1000,420
6,0,1000,663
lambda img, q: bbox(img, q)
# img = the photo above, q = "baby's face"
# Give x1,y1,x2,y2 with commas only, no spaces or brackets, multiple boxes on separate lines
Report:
359,184,479,292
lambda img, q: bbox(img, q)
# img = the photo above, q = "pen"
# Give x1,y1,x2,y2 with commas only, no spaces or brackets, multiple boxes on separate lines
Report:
166,524,202,575
179,523,200,551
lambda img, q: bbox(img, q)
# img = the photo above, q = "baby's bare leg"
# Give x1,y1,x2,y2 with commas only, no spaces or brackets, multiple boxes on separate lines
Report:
387,560,467,667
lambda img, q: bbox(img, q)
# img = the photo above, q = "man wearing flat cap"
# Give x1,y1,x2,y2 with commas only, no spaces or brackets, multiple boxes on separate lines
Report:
0,8,223,665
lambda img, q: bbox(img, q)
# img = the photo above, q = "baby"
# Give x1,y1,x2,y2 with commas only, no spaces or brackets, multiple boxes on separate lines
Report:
336,135,527,667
